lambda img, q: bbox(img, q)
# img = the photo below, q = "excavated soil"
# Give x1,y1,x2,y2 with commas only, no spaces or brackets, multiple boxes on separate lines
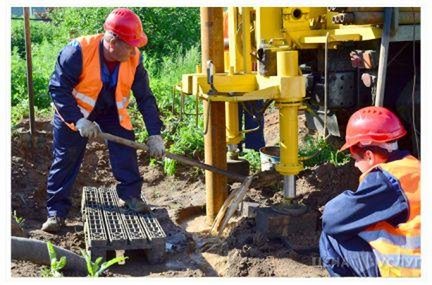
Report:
10,112,360,277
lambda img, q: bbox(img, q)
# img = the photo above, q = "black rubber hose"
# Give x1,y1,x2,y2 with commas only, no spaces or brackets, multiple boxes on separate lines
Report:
11,236,87,274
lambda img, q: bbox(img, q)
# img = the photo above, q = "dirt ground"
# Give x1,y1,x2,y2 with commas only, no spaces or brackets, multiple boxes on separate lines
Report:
10,110,360,277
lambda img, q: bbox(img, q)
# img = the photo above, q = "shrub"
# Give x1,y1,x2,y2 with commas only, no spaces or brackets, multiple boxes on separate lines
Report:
11,19,57,57
299,135,350,167
11,39,63,118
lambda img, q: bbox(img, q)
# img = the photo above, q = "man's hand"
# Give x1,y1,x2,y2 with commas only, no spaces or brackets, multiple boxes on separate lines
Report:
146,135,165,158
76,118,99,139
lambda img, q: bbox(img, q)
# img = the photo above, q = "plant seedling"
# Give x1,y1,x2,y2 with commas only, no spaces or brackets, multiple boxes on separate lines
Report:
81,249,128,277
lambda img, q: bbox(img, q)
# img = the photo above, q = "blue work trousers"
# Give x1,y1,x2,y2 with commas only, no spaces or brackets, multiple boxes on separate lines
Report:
319,232,380,277
46,113,143,218
239,100,265,151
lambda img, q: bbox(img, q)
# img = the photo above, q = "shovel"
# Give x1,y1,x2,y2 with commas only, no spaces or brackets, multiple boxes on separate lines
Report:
98,131,252,236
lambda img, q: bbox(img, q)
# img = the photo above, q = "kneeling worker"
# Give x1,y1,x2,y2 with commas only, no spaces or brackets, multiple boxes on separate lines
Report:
319,106,420,277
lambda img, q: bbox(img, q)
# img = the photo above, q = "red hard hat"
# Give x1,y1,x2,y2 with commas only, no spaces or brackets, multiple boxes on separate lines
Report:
104,8,148,48
340,106,407,151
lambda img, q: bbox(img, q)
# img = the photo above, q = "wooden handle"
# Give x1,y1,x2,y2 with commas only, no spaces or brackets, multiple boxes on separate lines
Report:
100,132,148,151
99,132,246,182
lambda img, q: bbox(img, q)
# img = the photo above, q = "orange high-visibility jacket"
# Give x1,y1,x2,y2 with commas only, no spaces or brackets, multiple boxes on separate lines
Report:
65,34,140,130
358,155,421,277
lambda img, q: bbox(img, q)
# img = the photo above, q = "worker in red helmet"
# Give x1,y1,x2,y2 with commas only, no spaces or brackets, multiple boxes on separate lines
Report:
319,106,420,277
42,8,164,232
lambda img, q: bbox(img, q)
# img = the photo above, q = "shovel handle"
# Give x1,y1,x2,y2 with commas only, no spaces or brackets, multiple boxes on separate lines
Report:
100,132,149,152
166,153,246,182
99,132,246,182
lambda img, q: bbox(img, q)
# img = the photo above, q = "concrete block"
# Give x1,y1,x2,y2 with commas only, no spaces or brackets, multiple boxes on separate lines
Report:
239,201,260,218
256,207,317,238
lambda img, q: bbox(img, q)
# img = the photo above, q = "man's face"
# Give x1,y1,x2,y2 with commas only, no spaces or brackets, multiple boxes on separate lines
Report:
109,38,136,62
349,147,387,174
350,151,371,173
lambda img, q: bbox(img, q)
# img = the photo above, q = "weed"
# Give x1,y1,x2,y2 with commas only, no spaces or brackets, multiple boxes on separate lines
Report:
240,149,261,174
163,119,204,176
40,241,67,277
299,135,350,168
12,210,25,227
81,249,127,277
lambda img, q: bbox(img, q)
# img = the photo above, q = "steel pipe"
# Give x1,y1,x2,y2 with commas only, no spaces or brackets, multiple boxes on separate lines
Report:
329,7,420,13
283,175,296,199
333,11,420,25
375,8,392,107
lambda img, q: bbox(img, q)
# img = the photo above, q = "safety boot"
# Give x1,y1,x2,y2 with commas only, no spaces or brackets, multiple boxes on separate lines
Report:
41,216,65,233
118,197,151,213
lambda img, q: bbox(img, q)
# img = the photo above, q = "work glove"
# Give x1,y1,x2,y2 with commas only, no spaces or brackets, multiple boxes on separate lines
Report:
76,118,99,139
146,135,165,158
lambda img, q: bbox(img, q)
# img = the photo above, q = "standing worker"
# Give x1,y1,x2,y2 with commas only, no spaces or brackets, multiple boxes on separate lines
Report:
42,8,165,232
319,106,420,277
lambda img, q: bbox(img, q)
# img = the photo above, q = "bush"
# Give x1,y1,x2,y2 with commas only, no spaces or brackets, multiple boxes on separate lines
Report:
145,45,201,110
130,45,203,175
11,19,57,57
48,7,111,40
11,40,63,109
133,8,200,61
10,7,204,175
299,135,350,167
47,7,200,66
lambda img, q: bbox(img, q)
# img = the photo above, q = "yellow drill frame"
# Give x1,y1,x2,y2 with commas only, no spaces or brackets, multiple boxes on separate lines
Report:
180,7,392,177
181,50,304,176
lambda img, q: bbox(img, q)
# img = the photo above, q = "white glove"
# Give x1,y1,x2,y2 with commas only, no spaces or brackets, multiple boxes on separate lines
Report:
146,135,165,158
76,118,99,139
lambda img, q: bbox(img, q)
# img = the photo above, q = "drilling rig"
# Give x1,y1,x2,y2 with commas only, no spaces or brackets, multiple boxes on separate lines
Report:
180,7,420,227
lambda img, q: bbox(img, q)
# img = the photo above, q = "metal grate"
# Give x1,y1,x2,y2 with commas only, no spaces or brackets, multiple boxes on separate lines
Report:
110,189,149,246
82,186,166,263
82,187,108,247
98,188,128,247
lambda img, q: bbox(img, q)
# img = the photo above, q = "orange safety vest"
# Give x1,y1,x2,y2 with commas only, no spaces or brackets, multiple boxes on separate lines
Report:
60,34,140,131
358,155,421,277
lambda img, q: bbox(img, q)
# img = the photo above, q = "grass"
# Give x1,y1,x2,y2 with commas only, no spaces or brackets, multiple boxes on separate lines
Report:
12,210,25,227
299,135,350,168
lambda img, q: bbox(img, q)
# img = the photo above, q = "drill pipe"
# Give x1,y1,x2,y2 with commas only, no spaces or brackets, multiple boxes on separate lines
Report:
333,11,420,25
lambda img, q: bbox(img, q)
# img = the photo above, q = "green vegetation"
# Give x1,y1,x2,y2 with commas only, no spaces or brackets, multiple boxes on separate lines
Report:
12,210,25,228
40,241,67,277
11,8,347,178
240,149,261,174
11,8,203,174
299,135,350,168
81,249,127,277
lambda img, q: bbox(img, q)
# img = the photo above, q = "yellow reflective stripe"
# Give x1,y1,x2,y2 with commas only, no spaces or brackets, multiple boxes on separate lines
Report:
374,251,421,269
360,230,420,249
369,239,420,255
72,89,96,107
398,216,421,233
378,263,421,277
